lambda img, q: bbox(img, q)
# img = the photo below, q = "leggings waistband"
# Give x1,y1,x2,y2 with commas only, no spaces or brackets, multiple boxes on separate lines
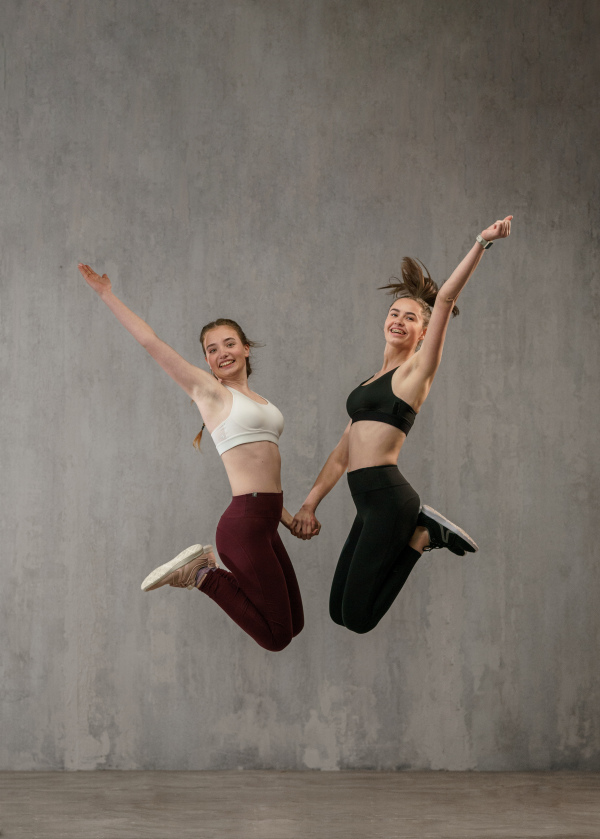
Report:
224,491,283,518
347,464,411,495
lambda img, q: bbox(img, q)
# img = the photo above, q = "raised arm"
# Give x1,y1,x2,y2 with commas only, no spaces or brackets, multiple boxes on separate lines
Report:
291,421,351,540
78,264,219,403
416,216,512,378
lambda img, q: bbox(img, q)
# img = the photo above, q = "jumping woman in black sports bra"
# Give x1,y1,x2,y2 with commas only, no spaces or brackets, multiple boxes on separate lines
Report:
292,216,513,634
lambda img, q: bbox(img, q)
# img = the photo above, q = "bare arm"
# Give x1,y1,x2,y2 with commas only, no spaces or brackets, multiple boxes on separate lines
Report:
280,505,307,533
78,264,219,403
291,422,351,539
416,216,512,378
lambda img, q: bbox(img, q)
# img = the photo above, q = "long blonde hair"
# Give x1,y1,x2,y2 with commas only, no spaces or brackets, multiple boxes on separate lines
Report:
193,318,262,450
379,256,459,324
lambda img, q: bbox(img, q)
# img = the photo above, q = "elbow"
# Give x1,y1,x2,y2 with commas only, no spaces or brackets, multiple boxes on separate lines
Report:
140,329,160,352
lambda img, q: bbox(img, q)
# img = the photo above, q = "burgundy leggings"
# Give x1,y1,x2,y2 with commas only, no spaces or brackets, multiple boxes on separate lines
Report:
199,492,304,652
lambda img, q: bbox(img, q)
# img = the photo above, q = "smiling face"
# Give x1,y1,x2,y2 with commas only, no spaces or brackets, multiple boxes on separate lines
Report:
203,324,250,379
384,298,427,351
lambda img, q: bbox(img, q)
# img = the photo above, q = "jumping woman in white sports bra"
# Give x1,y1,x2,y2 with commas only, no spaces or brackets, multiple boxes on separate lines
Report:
79,265,315,651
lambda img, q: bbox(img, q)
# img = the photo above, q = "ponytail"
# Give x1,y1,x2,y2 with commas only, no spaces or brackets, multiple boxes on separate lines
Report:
193,422,206,451
379,257,459,323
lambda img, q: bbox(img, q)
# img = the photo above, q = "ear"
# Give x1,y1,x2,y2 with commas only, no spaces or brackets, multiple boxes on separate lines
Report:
244,344,250,358
419,326,427,343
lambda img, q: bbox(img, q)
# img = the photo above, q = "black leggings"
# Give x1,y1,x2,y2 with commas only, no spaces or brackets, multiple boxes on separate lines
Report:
330,465,422,634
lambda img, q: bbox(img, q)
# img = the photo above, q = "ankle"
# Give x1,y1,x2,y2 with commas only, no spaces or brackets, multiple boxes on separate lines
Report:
409,525,430,554
195,567,212,589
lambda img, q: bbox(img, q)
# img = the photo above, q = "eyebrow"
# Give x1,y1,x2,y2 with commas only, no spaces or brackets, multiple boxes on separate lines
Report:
205,336,237,349
389,307,418,317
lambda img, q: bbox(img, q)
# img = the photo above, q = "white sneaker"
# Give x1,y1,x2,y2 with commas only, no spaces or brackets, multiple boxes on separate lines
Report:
141,544,216,592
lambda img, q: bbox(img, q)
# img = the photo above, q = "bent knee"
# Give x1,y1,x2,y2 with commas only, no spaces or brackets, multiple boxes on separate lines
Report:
341,609,377,635
263,632,293,653
329,604,345,627
344,621,375,635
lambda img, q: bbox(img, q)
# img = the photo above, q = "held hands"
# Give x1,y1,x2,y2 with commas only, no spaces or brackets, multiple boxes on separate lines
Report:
78,263,112,295
481,215,513,242
290,507,321,541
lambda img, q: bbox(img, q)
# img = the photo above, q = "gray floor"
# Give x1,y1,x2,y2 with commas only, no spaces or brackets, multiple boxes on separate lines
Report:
1,771,599,838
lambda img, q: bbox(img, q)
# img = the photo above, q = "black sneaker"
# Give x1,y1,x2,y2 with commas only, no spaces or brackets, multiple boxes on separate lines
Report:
417,505,478,556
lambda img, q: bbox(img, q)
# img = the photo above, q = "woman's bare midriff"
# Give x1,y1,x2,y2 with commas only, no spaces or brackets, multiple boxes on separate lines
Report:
221,441,283,495
347,421,408,472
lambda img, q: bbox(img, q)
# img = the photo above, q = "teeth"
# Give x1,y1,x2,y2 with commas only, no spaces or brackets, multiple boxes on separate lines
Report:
219,360,234,367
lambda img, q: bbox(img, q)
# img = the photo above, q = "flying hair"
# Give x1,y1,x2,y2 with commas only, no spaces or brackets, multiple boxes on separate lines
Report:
378,257,459,324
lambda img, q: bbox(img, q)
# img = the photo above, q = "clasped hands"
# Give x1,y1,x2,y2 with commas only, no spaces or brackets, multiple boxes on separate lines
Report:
282,507,322,540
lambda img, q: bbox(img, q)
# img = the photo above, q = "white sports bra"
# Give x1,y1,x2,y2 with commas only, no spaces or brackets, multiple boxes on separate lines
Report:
210,387,284,456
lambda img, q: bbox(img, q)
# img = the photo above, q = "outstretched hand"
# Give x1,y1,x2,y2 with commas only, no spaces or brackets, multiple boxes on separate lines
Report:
78,263,112,295
481,215,513,242
291,508,322,541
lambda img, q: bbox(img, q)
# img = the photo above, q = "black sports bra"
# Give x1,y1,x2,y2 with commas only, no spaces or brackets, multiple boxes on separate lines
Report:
346,367,417,436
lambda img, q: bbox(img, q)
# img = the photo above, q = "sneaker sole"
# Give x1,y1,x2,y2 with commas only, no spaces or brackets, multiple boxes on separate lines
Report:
141,544,213,591
420,505,478,553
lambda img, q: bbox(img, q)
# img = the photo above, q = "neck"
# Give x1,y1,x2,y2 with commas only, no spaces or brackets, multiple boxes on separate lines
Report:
220,373,250,391
380,343,416,373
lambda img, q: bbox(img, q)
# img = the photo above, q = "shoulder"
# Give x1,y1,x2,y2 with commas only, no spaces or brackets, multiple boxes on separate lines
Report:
390,355,432,410
391,355,419,384
193,379,231,419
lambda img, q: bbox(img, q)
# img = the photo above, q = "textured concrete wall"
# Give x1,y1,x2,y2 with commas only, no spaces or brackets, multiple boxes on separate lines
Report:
1,0,598,770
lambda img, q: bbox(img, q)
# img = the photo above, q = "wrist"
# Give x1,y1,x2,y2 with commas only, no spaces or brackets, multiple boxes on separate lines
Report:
476,233,493,250
300,501,317,514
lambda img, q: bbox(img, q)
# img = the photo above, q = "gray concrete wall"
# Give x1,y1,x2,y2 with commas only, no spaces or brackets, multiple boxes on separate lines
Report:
1,0,598,770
